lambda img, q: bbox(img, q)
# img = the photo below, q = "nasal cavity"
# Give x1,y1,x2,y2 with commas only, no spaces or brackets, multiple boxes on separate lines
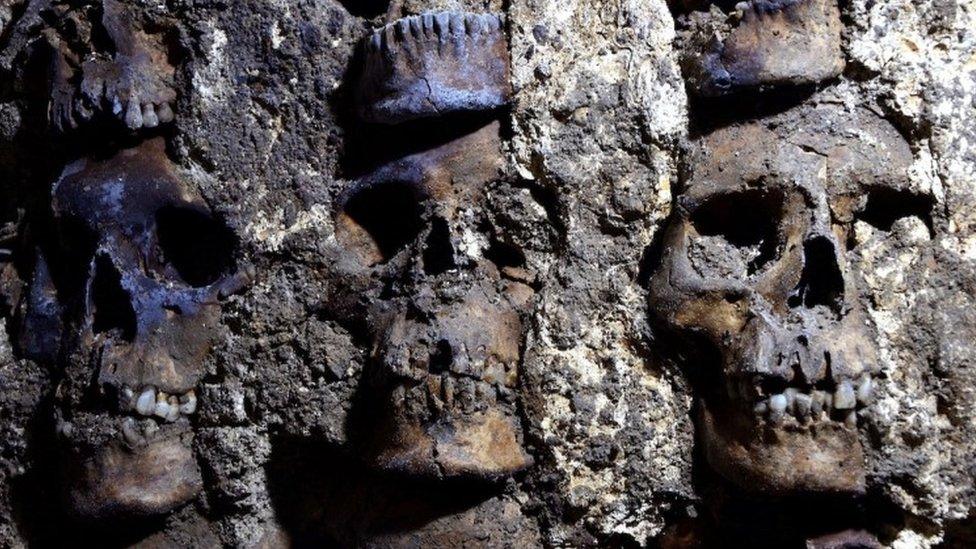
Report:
91,256,137,341
788,236,844,316
429,339,454,375
423,217,456,276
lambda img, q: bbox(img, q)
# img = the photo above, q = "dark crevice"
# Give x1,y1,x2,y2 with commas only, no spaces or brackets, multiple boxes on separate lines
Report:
156,206,237,287
789,236,844,316
90,255,136,341
856,187,935,238
341,181,424,262
422,217,455,275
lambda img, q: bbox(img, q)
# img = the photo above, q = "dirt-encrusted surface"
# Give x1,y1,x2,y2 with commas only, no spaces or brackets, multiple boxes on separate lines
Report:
0,0,974,547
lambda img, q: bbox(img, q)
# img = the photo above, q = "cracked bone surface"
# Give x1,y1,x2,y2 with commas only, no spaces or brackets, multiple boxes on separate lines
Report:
332,121,533,480
31,138,248,520
671,0,844,96
647,98,919,495
356,12,511,124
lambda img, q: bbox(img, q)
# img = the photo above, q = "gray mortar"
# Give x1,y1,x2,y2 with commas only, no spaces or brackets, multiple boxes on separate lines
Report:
0,0,972,547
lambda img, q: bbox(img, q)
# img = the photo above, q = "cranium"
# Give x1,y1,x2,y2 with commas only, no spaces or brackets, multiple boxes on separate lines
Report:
671,0,844,96
333,121,533,480
25,138,248,519
648,102,920,494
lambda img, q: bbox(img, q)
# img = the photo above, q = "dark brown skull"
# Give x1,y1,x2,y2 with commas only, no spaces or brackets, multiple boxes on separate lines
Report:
332,122,533,480
672,0,844,96
648,103,919,494
37,138,248,519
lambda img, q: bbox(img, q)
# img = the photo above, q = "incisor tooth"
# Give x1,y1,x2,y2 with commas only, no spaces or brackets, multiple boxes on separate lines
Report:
784,388,797,413
857,376,874,405
834,381,856,410
844,410,857,428
121,417,143,445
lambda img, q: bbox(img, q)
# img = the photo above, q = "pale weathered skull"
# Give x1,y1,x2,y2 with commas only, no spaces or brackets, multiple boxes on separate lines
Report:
671,0,844,96
331,121,534,480
648,103,923,494
28,138,248,519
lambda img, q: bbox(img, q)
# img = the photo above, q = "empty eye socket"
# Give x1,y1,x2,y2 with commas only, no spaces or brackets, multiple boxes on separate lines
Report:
689,189,784,273
155,206,237,287
340,181,424,264
856,187,934,235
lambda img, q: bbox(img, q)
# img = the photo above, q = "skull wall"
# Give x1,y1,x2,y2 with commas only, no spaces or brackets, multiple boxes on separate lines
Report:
0,0,973,547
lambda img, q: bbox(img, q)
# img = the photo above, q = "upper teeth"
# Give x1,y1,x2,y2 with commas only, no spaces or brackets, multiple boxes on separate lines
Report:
129,386,197,422
737,377,875,428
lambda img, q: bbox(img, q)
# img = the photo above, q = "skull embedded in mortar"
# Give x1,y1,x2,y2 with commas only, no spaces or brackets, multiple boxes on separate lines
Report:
647,102,922,494
33,138,249,519
332,121,534,480
327,11,532,481
670,0,845,96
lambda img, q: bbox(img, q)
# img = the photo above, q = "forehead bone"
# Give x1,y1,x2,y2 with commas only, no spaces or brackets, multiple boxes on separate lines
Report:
357,12,511,124
52,138,205,226
682,103,913,203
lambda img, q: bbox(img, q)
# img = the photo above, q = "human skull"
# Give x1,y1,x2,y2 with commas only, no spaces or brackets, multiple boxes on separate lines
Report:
671,0,844,96
648,103,921,494
32,138,248,519
331,122,534,480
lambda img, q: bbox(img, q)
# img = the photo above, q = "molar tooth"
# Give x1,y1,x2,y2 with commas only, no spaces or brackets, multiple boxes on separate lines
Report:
844,410,858,429
794,393,812,418
142,103,158,128
769,394,787,425
178,391,197,415
157,102,174,123
834,381,856,410
136,387,156,416
857,376,874,405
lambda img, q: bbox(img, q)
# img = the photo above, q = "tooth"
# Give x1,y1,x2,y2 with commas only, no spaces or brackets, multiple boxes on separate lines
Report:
783,388,797,413
857,376,874,405
121,417,143,445
121,386,135,410
165,396,180,422
178,391,197,415
57,421,74,438
442,376,454,407
154,392,173,419
810,392,825,418
142,103,159,128
834,381,856,410
753,400,768,415
844,410,857,428
142,418,158,438
125,96,143,129
136,387,156,416
769,394,787,424
157,102,174,123
795,393,812,418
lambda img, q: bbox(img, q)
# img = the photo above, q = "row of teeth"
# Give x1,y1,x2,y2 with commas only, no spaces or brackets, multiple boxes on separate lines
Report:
748,377,874,427
120,386,197,423
365,13,504,53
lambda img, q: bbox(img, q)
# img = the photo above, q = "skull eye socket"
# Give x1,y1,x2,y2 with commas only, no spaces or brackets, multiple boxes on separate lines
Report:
688,189,784,275
856,187,934,236
340,181,425,264
155,206,237,287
